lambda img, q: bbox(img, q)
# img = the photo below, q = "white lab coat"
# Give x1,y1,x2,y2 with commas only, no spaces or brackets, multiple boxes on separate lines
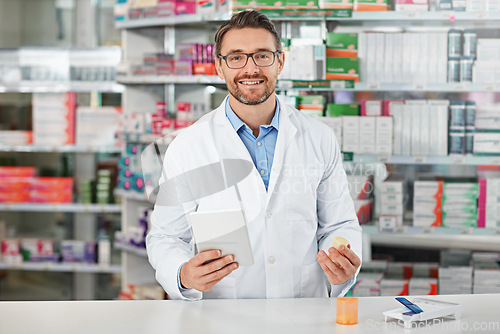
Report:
146,96,362,300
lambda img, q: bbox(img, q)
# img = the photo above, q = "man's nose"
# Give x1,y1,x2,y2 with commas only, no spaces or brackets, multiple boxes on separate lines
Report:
242,55,260,73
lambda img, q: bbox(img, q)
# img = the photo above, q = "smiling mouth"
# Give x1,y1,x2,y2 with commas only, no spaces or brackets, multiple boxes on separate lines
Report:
238,79,265,85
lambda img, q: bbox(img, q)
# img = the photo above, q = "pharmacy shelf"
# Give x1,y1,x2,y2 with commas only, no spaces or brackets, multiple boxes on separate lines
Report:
347,11,500,22
0,203,121,213
354,82,499,92
115,189,150,203
119,76,499,92
115,12,232,29
278,81,499,92
115,243,148,257
0,262,122,273
362,225,500,252
0,83,124,93
117,132,176,145
0,145,122,154
347,154,500,165
115,11,500,29
116,75,224,85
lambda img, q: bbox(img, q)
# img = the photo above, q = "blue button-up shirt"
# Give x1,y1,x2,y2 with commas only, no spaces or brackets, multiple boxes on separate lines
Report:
225,98,279,191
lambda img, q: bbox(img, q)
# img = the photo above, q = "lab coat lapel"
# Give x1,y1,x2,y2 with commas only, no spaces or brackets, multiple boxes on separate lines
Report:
266,98,297,205
213,97,268,196
213,97,254,163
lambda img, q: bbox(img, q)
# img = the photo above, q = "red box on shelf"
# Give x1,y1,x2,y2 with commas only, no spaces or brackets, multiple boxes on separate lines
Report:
193,63,216,75
1,239,20,256
175,120,193,129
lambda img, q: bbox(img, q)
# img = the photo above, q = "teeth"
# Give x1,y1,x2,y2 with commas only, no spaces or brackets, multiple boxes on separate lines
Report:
240,81,262,85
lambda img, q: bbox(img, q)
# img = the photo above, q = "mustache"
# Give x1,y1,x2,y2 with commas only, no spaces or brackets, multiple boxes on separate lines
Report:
235,75,267,82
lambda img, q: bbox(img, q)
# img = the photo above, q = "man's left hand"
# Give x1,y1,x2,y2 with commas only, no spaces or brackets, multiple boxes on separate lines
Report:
316,245,361,285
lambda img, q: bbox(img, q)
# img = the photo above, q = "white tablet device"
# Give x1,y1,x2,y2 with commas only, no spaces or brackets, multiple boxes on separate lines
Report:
189,209,254,266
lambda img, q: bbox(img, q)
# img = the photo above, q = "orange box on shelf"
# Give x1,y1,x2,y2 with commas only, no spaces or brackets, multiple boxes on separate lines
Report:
353,0,388,11
192,63,216,75
29,190,73,203
0,167,36,178
0,178,32,192
30,177,74,191
0,191,30,203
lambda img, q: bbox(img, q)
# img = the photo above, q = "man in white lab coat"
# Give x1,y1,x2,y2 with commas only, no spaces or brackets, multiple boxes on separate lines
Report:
146,10,362,300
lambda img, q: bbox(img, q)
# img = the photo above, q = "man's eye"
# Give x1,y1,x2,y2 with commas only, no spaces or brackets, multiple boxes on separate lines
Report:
257,54,269,59
229,56,241,61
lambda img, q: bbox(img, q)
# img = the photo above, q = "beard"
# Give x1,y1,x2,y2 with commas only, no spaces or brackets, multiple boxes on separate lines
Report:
227,74,277,106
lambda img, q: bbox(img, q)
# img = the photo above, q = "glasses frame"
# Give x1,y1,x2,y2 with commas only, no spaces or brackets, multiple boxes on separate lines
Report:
217,50,281,69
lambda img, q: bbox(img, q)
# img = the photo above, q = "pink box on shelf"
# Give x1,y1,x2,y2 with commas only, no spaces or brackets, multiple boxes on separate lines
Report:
477,179,487,228
158,0,176,17
175,0,197,15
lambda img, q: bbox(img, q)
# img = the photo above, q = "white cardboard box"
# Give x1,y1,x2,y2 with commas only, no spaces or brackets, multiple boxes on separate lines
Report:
76,107,122,147
342,116,360,153
359,116,376,154
376,117,393,154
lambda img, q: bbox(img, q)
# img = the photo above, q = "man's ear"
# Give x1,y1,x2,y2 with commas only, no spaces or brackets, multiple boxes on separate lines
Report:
277,51,285,75
215,58,225,80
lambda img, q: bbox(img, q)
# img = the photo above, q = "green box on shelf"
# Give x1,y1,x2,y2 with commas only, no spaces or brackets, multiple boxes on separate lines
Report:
326,33,358,57
232,0,257,9
441,215,477,228
320,0,353,9
326,57,359,82
300,109,324,117
297,95,324,109
285,0,319,8
327,103,360,117
256,0,285,8
281,38,291,49
442,203,478,216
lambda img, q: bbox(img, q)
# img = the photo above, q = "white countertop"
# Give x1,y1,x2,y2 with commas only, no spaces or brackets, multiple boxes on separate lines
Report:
1,294,499,334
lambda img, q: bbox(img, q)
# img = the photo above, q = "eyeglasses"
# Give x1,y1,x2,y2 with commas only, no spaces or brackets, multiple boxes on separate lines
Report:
217,51,281,69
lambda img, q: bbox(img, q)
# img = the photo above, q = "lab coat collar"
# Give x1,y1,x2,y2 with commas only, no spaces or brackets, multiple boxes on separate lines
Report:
214,95,297,205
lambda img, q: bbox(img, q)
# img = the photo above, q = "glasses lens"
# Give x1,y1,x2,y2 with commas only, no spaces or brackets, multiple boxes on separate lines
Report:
253,51,274,67
226,54,247,69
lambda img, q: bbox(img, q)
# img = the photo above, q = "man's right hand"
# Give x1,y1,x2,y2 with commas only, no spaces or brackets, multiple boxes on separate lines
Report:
180,250,239,292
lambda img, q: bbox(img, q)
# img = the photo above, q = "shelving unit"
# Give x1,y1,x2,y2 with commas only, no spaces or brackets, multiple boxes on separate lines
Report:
117,76,499,92
362,225,500,251
0,77,123,301
115,11,500,28
115,8,500,296
114,243,148,257
279,81,500,92
117,74,224,85
0,83,124,93
349,154,500,165
0,203,121,213
0,262,122,274
0,145,121,154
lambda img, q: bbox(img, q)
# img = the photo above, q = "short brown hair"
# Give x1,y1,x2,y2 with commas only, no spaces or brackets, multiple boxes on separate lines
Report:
214,10,282,57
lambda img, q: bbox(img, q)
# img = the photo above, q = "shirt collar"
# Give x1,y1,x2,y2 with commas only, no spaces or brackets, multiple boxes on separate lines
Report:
225,97,280,133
